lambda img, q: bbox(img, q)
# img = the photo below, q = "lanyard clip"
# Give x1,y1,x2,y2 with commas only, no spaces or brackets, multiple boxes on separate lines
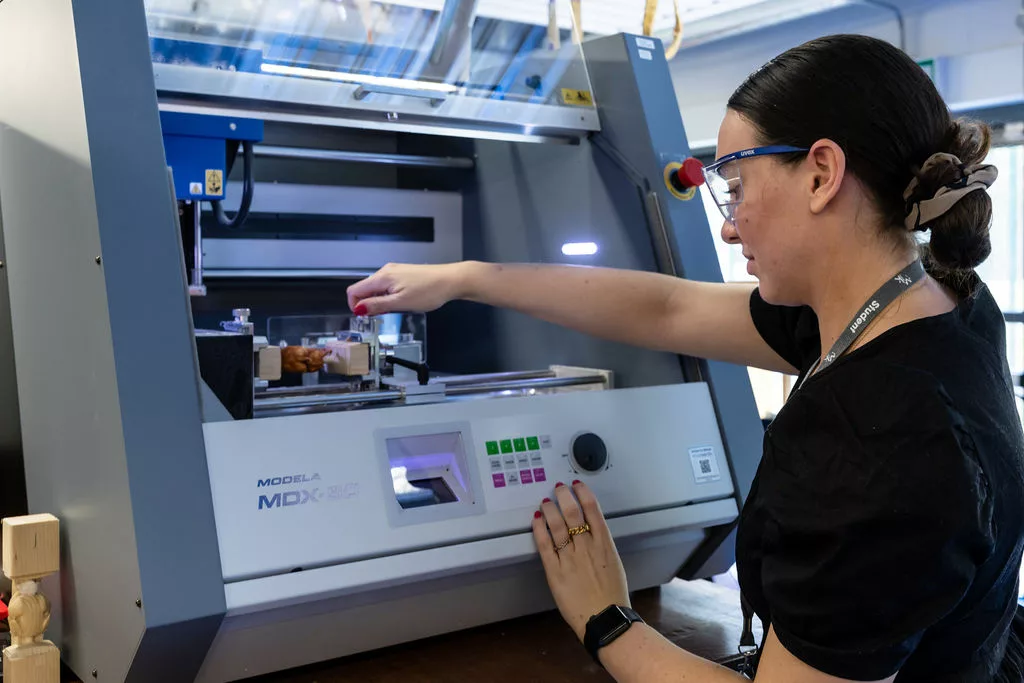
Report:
738,593,759,678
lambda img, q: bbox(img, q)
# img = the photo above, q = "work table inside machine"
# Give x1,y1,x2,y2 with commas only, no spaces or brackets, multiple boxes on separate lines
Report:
59,579,757,683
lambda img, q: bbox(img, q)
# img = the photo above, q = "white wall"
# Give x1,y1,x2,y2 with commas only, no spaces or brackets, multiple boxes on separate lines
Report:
672,0,1024,151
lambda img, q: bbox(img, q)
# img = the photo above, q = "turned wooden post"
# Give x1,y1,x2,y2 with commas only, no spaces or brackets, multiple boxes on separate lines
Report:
2,514,60,683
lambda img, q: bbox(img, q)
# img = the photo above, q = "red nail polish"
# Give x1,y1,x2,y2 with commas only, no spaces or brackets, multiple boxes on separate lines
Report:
353,303,368,316
555,482,564,488
533,510,542,519
542,498,551,503
572,480,581,485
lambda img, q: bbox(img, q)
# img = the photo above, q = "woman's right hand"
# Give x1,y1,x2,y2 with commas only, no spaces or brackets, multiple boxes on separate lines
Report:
346,262,471,315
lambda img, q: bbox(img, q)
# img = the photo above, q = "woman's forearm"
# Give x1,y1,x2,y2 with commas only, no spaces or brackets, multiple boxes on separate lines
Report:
599,623,750,683
457,261,680,350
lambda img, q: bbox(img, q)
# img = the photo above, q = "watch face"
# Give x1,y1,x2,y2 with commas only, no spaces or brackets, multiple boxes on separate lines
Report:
591,606,632,646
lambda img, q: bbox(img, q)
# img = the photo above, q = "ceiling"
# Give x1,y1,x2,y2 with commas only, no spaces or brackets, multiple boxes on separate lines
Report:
146,0,868,53
381,0,855,39
477,0,789,34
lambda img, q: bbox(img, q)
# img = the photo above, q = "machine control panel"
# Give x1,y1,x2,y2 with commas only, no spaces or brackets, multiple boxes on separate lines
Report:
482,429,613,492
205,383,738,580
484,435,549,489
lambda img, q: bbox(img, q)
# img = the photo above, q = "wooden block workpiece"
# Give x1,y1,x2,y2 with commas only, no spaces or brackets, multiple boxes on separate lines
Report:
258,346,283,381
324,341,371,376
2,514,59,580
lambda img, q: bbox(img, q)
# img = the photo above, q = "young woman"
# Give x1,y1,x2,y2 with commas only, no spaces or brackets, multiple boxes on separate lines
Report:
348,35,1024,682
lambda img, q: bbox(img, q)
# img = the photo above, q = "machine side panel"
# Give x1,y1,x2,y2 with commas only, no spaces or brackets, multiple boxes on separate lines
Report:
583,35,720,281
0,0,146,679
583,36,765,555
0,169,27,524
127,615,225,683
0,0,226,680
70,0,227,672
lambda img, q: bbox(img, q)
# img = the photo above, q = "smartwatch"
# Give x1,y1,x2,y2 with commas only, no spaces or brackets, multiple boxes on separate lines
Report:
583,605,644,666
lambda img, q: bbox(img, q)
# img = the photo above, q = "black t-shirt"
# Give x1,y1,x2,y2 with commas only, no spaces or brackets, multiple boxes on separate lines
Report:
737,278,1024,681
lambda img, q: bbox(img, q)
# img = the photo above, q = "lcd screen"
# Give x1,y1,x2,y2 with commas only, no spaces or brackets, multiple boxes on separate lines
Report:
387,431,469,511
396,477,458,510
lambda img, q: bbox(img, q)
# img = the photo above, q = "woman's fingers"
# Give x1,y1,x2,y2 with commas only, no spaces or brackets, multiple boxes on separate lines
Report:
346,270,391,309
541,494,573,553
552,481,586,530
532,510,560,569
571,480,611,546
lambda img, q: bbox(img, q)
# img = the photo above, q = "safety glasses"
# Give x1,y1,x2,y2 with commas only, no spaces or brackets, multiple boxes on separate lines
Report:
702,145,808,224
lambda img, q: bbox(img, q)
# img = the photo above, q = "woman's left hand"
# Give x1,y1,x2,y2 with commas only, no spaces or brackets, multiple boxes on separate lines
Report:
532,480,630,641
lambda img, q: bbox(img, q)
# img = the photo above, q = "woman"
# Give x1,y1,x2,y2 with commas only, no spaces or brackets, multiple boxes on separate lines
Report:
348,35,1024,682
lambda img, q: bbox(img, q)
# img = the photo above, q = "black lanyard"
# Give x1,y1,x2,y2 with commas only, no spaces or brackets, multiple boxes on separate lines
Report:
794,259,926,392
736,258,927,677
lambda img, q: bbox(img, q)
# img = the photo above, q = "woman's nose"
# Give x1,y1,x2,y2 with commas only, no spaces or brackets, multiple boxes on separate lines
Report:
720,219,740,244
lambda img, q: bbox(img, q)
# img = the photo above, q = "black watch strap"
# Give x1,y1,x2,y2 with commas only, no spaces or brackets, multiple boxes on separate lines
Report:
584,605,644,666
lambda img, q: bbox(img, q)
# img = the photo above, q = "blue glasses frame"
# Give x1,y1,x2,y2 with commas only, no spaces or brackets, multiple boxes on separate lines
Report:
703,145,809,224
704,145,809,172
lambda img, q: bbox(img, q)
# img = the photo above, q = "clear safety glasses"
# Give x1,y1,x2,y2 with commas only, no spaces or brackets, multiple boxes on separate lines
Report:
702,145,808,224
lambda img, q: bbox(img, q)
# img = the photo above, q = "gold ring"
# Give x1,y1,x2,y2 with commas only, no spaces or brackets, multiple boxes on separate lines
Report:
555,536,572,551
567,523,591,537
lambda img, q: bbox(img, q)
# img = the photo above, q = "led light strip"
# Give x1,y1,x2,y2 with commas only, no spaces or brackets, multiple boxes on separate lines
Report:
260,62,458,93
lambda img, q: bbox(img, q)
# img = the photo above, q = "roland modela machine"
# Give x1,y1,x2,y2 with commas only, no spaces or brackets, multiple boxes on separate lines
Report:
0,0,764,681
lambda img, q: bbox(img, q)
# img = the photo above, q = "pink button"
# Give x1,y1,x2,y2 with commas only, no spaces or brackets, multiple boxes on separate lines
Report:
520,469,534,484
533,468,546,483
493,473,506,488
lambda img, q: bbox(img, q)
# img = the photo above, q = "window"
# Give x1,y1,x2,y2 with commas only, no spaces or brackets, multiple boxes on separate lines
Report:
975,146,1024,427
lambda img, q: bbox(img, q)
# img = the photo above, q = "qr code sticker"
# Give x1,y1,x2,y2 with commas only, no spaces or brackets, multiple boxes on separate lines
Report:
689,446,721,483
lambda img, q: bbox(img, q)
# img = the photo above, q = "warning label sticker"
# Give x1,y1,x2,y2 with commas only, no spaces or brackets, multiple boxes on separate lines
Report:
205,169,224,197
561,89,594,106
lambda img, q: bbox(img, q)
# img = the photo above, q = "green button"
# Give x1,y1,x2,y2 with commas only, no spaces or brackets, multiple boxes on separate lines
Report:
513,438,527,452
500,439,514,454
526,436,540,451
486,441,500,456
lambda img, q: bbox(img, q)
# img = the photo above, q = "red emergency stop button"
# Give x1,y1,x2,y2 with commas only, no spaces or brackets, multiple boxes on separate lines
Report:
675,157,705,189
665,158,705,200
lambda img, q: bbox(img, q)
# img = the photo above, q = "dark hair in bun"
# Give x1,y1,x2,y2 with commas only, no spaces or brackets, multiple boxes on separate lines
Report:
728,34,993,294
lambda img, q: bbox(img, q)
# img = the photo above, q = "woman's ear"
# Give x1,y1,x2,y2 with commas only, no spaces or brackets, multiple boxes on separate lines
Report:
806,139,847,215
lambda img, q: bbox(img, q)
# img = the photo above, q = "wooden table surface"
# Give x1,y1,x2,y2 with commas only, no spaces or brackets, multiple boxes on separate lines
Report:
62,579,758,683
